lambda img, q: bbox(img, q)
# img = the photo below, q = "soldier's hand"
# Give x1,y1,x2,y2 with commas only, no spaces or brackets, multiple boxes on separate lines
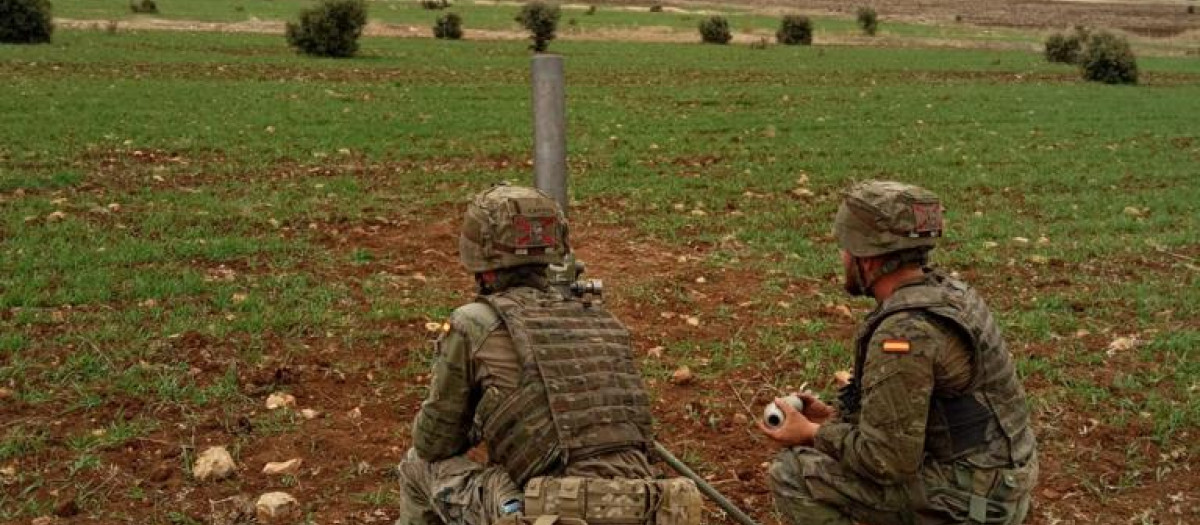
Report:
797,392,836,424
757,397,819,447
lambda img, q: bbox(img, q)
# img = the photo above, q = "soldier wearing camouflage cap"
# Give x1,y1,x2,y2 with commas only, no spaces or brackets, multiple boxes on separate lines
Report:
396,183,702,525
759,180,1038,525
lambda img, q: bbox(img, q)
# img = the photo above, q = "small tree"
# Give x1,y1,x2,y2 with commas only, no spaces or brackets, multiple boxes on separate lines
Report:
775,15,812,45
856,6,878,36
1080,31,1138,84
285,0,368,58
129,0,158,14
516,1,560,52
0,0,54,44
698,16,731,44
433,12,462,39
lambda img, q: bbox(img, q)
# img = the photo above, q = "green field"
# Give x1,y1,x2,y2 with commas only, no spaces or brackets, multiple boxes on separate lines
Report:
1,22,1198,524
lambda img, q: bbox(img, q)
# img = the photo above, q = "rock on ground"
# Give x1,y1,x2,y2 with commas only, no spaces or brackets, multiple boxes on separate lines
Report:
256,492,300,523
193,446,237,482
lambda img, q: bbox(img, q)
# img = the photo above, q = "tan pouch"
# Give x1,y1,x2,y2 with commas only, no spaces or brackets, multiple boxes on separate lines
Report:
653,478,702,525
524,477,650,525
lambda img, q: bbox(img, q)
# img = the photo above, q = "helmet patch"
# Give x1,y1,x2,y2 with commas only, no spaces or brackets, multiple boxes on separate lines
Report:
513,215,558,249
911,202,943,237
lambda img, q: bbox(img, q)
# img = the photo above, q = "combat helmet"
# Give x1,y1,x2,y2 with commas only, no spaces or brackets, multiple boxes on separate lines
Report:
833,180,944,258
459,183,570,274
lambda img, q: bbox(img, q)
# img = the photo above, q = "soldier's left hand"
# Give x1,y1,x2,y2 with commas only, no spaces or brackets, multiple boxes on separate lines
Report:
757,397,820,447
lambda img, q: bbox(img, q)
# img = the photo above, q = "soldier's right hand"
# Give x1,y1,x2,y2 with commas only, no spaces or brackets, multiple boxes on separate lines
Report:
796,393,836,424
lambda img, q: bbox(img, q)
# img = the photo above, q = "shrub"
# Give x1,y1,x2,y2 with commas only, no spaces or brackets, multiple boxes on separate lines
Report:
1043,31,1083,64
129,0,157,14
1188,5,1195,14
419,0,449,10
856,6,878,36
515,1,560,53
0,0,54,44
433,12,462,39
585,5,595,15
1080,31,1138,84
775,14,812,45
698,16,731,44
649,4,662,12
285,0,368,58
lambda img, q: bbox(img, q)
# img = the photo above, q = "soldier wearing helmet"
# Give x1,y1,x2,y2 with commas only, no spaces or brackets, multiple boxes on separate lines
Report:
759,181,1038,525
396,183,702,525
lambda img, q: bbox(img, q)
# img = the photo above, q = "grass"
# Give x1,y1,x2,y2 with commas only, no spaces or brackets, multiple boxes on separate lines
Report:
0,24,1197,522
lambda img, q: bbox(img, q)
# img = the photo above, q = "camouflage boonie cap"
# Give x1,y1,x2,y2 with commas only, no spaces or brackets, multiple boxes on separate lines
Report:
833,180,944,257
459,183,570,273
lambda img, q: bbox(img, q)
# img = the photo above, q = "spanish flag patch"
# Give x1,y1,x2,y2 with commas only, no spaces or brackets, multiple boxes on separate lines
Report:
882,339,911,354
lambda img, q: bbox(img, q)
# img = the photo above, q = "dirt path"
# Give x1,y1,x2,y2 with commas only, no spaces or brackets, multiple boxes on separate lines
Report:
55,13,1199,56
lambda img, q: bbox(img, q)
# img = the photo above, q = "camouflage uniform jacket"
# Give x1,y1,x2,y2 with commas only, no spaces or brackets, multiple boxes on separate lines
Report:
814,270,1036,485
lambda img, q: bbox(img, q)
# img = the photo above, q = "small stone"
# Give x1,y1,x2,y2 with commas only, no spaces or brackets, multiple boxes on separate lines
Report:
646,346,664,359
1028,255,1049,265
670,366,694,385
47,211,67,221
255,492,300,523
1123,206,1145,217
1011,237,1030,245
0,387,13,400
0,464,16,485
982,241,999,249
732,413,749,425
833,305,853,318
1037,236,1050,245
348,406,362,419
685,316,701,327
689,209,707,217
1106,336,1138,357
300,409,319,420
32,517,55,525
231,293,248,304
790,188,815,199
262,458,303,476
265,393,296,410
672,203,686,211
424,322,442,332
192,446,237,482
695,276,707,284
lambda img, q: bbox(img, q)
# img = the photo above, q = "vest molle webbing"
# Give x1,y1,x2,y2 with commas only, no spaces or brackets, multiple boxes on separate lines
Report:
478,287,655,485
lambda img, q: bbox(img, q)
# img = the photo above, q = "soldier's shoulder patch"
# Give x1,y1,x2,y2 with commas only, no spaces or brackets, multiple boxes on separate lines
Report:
882,339,911,354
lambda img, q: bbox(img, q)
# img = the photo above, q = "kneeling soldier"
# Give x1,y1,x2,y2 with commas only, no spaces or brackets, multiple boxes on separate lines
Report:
398,183,702,525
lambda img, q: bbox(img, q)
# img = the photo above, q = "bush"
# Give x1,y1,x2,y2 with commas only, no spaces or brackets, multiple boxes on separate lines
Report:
419,0,449,10
129,0,157,14
698,16,731,44
0,0,54,44
1043,31,1084,64
856,6,878,36
585,5,595,15
649,4,662,12
1188,5,1195,14
515,1,560,53
1080,31,1138,84
285,0,368,58
775,14,812,45
433,12,462,39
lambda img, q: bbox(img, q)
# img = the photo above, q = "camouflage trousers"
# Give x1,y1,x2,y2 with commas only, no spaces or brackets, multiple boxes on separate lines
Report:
768,447,1037,525
396,449,524,525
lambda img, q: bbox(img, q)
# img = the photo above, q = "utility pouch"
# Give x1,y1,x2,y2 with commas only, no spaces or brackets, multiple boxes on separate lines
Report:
522,476,701,525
